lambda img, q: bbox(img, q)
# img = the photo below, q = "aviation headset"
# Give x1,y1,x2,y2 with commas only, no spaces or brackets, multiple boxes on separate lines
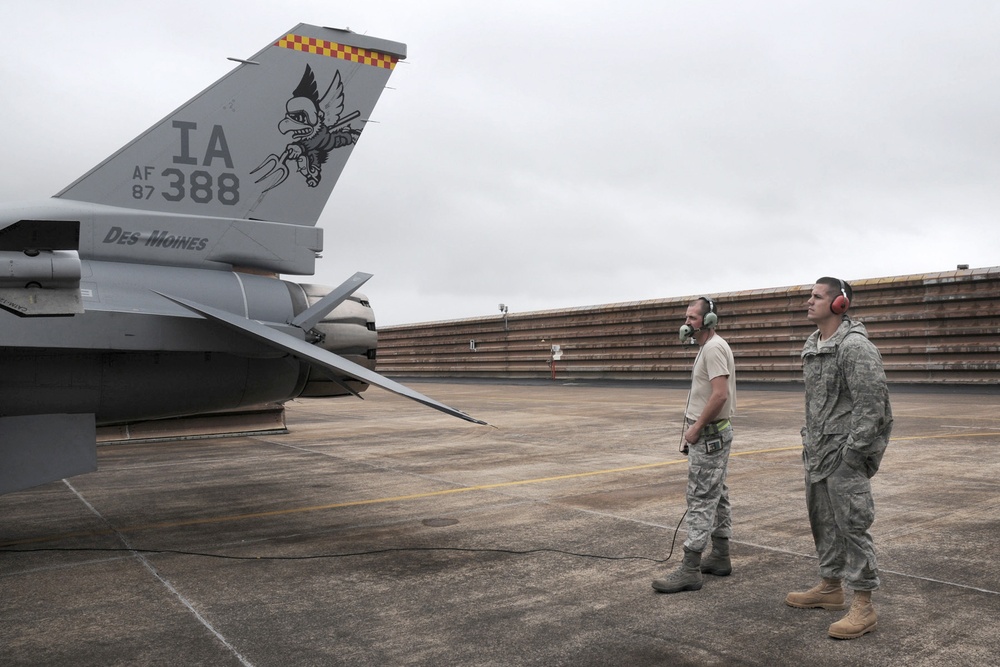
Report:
700,296,719,329
830,279,851,315
678,296,718,342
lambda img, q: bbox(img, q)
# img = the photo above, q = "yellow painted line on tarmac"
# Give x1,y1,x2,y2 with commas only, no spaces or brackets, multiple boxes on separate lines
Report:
103,446,804,531
0,447,793,547
2,434,994,548
892,432,998,442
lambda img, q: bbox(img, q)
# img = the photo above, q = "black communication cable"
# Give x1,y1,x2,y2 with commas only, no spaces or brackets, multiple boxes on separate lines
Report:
0,510,688,564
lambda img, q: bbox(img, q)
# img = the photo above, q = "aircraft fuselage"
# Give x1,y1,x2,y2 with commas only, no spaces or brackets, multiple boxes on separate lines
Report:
0,258,375,424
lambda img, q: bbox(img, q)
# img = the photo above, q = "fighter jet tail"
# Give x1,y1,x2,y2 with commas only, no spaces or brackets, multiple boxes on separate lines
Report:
55,25,406,228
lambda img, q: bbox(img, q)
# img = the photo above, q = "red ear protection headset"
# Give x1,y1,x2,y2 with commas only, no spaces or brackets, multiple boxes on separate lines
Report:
831,279,850,315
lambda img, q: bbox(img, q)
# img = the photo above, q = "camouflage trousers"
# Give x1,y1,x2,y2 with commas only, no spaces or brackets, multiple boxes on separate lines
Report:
683,423,733,553
805,460,880,591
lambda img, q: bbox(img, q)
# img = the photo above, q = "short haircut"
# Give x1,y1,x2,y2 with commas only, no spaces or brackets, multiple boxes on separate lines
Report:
689,296,717,318
815,276,853,303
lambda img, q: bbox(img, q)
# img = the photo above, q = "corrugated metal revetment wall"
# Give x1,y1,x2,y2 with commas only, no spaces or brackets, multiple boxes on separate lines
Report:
375,267,1000,384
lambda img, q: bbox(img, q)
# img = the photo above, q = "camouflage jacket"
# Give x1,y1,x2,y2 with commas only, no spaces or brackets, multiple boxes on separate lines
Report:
801,318,893,482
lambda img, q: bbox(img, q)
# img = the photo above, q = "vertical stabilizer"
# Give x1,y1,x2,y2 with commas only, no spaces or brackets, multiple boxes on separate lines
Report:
56,25,405,227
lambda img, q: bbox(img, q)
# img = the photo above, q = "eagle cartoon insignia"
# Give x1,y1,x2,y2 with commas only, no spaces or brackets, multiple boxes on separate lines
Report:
252,65,362,193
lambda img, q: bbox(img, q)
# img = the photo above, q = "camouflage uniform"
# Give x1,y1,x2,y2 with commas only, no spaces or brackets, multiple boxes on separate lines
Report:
683,335,736,553
652,330,735,593
684,419,734,552
801,317,893,591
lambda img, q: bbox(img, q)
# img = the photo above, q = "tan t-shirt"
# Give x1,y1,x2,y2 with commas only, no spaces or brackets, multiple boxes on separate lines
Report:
686,333,736,422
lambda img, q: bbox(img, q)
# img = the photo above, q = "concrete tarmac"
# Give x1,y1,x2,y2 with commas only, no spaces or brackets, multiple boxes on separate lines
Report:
1,381,999,666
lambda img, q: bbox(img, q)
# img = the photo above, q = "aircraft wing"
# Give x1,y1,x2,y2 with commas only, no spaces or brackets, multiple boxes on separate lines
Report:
155,292,489,426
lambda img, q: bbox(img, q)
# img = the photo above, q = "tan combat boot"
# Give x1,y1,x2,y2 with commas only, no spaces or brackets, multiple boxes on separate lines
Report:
828,590,877,639
785,578,847,610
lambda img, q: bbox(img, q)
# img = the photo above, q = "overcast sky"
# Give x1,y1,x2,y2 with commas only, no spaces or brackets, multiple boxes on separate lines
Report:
2,1,997,325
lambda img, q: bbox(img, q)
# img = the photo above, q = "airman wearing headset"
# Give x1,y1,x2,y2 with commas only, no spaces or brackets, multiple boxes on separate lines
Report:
786,277,893,640
653,296,736,594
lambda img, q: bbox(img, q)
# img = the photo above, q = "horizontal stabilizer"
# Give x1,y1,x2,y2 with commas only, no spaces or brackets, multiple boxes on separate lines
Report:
155,292,489,426
0,414,97,494
0,284,84,316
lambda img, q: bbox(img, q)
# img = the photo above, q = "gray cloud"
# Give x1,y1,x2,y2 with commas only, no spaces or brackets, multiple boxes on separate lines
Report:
2,1,997,325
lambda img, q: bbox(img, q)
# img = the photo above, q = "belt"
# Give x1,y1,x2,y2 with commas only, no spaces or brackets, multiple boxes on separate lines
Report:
685,417,731,432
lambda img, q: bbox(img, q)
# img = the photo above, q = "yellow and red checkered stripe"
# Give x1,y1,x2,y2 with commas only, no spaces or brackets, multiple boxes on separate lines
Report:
275,34,398,70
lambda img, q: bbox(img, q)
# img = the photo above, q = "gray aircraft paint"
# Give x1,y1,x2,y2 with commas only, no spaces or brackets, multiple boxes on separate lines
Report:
56,26,405,228
0,25,483,496
0,199,324,274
